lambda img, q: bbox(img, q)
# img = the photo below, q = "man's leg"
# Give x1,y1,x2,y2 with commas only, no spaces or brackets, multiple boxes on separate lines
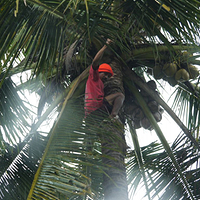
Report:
105,92,125,117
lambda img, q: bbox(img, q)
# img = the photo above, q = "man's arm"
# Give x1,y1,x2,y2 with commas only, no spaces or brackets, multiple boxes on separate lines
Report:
92,39,112,70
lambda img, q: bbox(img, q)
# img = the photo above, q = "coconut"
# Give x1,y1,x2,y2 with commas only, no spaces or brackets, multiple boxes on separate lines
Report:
153,64,164,79
163,62,178,77
140,117,152,130
147,101,159,113
175,69,190,82
188,64,199,79
147,80,157,90
153,112,162,122
132,107,144,120
133,119,142,129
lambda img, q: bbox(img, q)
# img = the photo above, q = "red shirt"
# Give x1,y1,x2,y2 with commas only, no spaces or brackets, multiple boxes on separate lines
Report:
85,66,104,116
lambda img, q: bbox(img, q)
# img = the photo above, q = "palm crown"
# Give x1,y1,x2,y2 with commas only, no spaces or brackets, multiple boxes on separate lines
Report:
0,0,200,199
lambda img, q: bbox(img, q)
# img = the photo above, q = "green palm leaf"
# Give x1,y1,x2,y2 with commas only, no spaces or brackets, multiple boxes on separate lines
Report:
126,80,196,199
127,134,200,199
0,76,30,145
1,1,200,199
0,131,47,199
172,86,200,139
27,98,102,199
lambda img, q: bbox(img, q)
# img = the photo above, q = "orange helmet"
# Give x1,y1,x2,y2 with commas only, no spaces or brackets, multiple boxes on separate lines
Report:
98,63,113,76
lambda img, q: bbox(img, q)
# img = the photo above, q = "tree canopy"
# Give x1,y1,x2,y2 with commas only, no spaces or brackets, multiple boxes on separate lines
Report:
0,0,200,199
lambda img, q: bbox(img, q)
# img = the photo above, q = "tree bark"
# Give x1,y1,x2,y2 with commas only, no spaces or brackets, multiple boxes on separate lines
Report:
101,122,128,200
100,57,128,200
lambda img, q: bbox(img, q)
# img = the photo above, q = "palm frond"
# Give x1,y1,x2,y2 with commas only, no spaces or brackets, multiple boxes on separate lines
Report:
127,120,151,200
0,0,119,85
120,0,200,44
26,67,97,199
0,76,31,145
171,85,200,139
125,79,196,199
27,97,104,200
0,130,47,199
127,141,163,199
2,0,200,88
1,1,200,199
127,134,200,199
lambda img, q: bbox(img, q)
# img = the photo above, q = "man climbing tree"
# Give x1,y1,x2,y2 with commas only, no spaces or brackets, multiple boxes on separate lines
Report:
84,39,128,200
1,1,200,200
85,39,125,121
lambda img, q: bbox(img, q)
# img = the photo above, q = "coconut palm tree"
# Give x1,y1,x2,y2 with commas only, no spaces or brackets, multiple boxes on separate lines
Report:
0,0,200,199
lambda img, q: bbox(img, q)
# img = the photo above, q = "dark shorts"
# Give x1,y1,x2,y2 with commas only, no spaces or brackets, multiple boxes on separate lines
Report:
102,98,113,114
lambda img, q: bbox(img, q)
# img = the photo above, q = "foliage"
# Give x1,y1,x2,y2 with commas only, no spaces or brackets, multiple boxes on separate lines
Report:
127,134,200,200
0,76,30,146
0,0,200,199
0,131,47,199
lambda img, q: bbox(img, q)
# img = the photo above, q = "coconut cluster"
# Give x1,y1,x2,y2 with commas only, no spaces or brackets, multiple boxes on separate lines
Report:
125,80,164,130
153,52,199,86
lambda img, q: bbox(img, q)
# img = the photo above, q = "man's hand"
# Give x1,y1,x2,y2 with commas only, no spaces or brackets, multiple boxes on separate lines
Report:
106,38,112,45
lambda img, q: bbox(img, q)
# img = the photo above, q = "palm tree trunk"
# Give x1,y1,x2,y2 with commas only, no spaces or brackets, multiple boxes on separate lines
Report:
101,122,128,200
101,58,128,200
